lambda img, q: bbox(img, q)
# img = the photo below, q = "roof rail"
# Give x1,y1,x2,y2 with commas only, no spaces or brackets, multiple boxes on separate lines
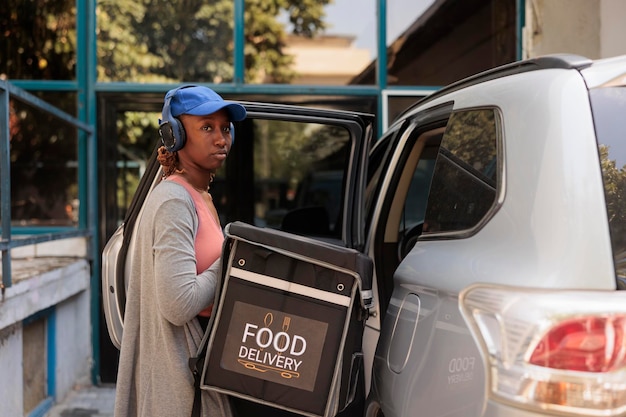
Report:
397,54,593,120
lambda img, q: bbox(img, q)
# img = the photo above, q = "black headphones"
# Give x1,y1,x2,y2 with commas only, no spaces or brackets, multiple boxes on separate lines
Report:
158,85,235,152
159,85,190,152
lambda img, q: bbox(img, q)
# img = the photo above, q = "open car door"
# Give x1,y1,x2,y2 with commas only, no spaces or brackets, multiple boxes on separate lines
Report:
101,102,374,416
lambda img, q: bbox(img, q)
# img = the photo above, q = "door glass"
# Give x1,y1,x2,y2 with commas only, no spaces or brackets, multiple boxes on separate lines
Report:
423,109,499,234
395,134,442,260
248,119,350,239
400,153,437,235
589,85,626,285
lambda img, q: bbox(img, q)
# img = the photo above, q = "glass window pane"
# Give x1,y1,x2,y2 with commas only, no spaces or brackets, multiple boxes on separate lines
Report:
0,0,76,80
326,0,377,83
403,156,437,231
387,0,435,50
113,111,158,225
246,1,374,85
423,109,499,234
590,86,626,284
246,119,350,239
384,90,437,129
96,1,234,82
9,93,79,226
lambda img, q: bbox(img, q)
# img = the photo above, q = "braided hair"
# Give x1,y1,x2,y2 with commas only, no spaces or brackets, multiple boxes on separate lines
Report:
157,146,182,178
157,146,216,187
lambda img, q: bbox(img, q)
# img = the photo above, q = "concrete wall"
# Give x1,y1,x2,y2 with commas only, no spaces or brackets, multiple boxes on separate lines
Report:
0,258,91,416
0,325,24,416
284,34,371,85
55,290,92,398
524,0,626,59
600,0,626,58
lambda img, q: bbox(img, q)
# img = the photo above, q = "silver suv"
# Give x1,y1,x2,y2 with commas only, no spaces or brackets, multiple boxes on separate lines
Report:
102,54,626,417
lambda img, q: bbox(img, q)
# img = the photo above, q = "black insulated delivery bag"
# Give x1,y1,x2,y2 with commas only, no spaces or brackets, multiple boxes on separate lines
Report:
200,221,373,417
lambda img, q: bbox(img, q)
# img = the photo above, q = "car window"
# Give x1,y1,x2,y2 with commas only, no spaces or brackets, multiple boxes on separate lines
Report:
399,151,437,232
589,85,626,286
422,108,499,234
241,119,350,239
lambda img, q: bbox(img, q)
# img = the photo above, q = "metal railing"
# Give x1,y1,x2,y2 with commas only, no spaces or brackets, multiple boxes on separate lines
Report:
0,80,95,295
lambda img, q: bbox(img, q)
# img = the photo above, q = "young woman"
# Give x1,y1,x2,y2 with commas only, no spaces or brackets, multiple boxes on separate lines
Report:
114,85,246,417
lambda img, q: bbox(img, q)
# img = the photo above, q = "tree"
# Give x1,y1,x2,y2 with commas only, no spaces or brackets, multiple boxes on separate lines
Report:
600,144,626,255
0,0,76,80
0,1,80,224
97,0,332,83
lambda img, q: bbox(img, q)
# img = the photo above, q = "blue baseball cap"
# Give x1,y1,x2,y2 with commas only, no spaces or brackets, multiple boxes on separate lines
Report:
167,85,247,121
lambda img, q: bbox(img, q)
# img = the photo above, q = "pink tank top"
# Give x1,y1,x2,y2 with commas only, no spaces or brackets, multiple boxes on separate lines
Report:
166,175,224,317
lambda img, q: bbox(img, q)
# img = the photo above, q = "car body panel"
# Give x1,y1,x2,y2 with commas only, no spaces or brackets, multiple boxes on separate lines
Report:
394,69,613,294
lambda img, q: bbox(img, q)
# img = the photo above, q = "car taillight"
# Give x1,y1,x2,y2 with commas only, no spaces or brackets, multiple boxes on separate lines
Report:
459,284,626,416
529,316,626,372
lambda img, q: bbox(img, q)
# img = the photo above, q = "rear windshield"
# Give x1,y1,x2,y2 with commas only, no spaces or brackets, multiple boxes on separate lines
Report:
589,85,626,287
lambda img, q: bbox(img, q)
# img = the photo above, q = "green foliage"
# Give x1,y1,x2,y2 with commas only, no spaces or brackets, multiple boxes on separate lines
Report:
253,120,346,185
1,0,76,79
97,1,169,82
600,144,626,250
96,0,332,83
9,95,79,224
443,110,497,180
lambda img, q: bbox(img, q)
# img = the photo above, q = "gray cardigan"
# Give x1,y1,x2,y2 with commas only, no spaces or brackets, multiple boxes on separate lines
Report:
114,180,232,417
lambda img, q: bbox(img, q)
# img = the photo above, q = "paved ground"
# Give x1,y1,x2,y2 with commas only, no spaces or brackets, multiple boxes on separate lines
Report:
44,385,115,417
